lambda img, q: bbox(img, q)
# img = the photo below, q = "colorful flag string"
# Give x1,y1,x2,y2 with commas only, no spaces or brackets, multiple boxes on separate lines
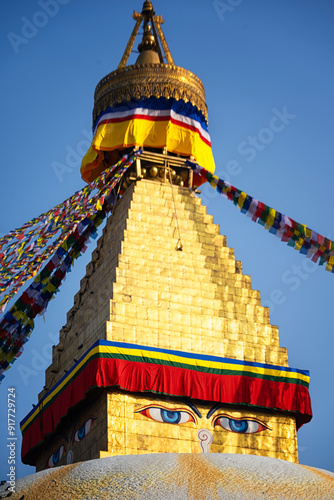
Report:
0,150,141,381
187,160,334,273
0,152,140,311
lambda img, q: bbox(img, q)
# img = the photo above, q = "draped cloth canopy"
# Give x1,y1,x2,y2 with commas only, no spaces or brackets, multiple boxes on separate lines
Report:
20,340,312,463
80,97,215,183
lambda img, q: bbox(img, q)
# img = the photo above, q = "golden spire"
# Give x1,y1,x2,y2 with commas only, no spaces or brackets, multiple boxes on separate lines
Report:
93,2,208,126
117,1,173,69
136,24,160,65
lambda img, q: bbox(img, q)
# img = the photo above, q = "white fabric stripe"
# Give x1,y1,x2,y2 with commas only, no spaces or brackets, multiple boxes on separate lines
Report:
94,107,211,144
170,110,211,143
97,108,171,122
94,108,171,134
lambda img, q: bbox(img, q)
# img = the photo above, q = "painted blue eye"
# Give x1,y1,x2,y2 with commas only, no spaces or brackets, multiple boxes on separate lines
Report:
73,417,95,443
214,416,269,434
137,406,195,424
77,425,85,440
161,409,182,423
230,419,248,433
46,444,65,468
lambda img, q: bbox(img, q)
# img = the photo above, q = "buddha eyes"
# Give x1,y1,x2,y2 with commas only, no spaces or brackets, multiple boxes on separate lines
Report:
45,418,95,468
136,405,196,424
73,417,95,442
213,415,270,434
46,444,65,468
135,404,271,434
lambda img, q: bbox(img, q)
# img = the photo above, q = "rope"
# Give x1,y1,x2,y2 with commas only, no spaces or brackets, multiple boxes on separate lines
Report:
168,168,183,251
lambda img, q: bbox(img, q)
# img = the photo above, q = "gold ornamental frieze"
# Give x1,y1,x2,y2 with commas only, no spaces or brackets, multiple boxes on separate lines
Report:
93,63,208,126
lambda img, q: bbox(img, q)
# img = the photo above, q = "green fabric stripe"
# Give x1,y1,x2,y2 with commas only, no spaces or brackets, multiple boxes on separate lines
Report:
22,351,309,434
101,352,309,387
22,353,98,433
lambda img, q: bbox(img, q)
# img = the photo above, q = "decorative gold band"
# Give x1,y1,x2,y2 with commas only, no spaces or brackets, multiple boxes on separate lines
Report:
93,63,208,126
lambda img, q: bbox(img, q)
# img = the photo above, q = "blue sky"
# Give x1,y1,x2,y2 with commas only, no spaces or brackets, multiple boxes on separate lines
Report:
0,0,333,478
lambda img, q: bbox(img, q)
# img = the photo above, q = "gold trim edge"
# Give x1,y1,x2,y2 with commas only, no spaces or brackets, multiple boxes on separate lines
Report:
93,64,208,126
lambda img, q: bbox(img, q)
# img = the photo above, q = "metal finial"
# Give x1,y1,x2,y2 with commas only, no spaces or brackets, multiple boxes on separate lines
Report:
116,2,174,68
142,0,155,19
138,24,157,53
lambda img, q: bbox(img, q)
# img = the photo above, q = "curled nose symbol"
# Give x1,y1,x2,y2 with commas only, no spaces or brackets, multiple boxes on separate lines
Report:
197,428,213,453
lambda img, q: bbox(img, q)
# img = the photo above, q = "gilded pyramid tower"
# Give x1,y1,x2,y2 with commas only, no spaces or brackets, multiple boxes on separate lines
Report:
20,2,311,472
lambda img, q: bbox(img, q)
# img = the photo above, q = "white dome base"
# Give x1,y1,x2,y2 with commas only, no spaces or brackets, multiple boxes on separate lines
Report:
3,454,334,500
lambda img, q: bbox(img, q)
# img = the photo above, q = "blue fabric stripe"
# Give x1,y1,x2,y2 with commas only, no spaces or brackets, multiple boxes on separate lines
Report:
20,338,310,428
94,96,208,132
98,340,310,376
20,339,100,426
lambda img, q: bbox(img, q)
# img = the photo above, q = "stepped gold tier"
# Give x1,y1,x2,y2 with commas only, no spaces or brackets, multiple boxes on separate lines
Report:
26,162,301,471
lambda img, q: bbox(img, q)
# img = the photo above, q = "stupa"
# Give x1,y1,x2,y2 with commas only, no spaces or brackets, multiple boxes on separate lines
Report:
19,0,312,475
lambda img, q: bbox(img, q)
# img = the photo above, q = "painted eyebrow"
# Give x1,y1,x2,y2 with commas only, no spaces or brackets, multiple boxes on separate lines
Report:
206,404,223,419
179,399,202,418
